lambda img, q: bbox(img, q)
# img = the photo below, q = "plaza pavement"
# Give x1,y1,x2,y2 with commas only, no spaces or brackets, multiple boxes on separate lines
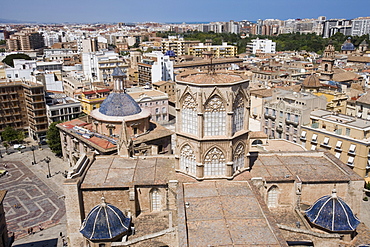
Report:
0,137,70,246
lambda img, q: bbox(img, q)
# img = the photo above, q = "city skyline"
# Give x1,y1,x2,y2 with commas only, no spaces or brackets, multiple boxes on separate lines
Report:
1,0,370,24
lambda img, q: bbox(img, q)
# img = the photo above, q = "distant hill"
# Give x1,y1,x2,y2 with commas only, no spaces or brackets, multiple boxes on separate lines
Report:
0,18,35,24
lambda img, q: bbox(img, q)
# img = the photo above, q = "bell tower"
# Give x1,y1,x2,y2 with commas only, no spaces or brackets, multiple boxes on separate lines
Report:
321,41,335,81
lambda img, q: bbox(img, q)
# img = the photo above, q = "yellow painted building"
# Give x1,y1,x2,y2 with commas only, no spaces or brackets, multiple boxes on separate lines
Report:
314,90,348,113
79,89,111,114
188,42,238,58
301,109,370,178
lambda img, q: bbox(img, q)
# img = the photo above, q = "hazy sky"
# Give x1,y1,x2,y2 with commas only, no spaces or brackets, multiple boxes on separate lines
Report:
2,0,370,23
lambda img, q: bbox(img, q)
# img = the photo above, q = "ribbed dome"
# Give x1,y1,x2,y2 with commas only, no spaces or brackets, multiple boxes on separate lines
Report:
303,74,321,88
99,92,142,117
112,66,126,77
305,190,360,232
342,38,355,51
80,199,131,240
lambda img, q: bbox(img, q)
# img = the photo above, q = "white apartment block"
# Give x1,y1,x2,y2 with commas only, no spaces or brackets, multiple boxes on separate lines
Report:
138,51,174,85
248,38,276,54
5,59,36,81
82,51,128,84
351,17,370,36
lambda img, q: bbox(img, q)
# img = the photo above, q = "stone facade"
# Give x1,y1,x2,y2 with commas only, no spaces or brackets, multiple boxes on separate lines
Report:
175,71,250,179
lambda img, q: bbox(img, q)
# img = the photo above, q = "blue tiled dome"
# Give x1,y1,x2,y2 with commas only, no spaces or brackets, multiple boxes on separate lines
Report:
80,199,131,240
305,190,360,232
342,38,355,51
112,66,126,77
99,92,142,117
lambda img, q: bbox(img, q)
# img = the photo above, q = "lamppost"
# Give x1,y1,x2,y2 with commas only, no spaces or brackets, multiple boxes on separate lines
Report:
30,146,37,165
45,156,51,178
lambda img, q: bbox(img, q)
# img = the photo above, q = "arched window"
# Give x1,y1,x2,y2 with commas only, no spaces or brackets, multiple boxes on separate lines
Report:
267,186,278,208
181,94,198,135
324,64,328,72
233,94,244,133
204,147,226,177
180,145,197,175
204,95,226,136
151,189,161,211
251,139,263,146
233,144,244,172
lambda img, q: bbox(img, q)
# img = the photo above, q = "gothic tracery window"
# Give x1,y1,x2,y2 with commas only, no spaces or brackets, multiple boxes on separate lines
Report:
151,189,161,211
233,143,244,172
233,94,244,134
182,94,198,135
204,95,226,136
180,144,197,175
204,147,226,177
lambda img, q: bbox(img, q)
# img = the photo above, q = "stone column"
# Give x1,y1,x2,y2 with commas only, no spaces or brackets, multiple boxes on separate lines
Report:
64,179,84,247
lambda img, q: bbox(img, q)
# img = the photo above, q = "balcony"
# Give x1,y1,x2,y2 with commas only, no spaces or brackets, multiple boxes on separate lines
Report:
291,121,299,127
276,127,283,133
311,123,319,128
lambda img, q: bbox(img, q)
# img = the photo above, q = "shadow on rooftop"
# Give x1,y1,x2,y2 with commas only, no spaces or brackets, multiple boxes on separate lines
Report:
13,238,58,247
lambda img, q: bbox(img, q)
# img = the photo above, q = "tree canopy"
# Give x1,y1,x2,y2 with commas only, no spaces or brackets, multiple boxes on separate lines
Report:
46,121,62,156
2,53,32,67
1,126,25,143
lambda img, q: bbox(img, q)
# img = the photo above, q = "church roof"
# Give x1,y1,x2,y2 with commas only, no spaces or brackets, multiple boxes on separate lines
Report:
99,92,142,117
80,198,130,240
305,190,360,232
303,74,321,88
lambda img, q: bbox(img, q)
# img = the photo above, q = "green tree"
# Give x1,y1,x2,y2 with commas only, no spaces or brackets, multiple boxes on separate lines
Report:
2,53,32,67
3,142,9,154
1,126,24,143
46,121,62,156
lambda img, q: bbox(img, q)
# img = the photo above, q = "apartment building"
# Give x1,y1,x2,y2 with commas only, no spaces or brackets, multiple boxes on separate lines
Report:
82,51,128,84
351,17,370,36
0,80,48,141
161,37,199,56
174,57,243,72
79,88,111,114
262,89,327,143
152,80,175,102
45,93,82,124
323,19,352,38
187,42,238,58
138,51,174,86
247,38,276,54
23,81,48,140
6,32,45,51
301,109,370,178
127,88,170,124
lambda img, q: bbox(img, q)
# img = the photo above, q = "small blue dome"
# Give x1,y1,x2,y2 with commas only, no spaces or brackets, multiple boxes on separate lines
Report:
112,66,126,77
342,41,355,51
99,92,142,117
80,200,131,240
305,190,360,232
